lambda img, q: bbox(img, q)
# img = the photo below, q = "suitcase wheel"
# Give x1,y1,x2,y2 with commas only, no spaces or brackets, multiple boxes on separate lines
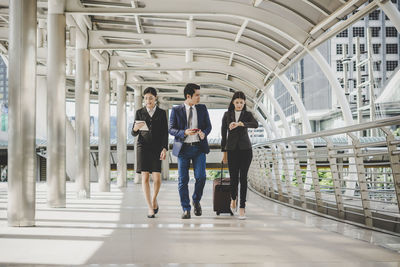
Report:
216,212,220,215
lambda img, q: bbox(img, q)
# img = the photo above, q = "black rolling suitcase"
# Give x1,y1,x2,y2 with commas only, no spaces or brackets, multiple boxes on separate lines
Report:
213,162,233,216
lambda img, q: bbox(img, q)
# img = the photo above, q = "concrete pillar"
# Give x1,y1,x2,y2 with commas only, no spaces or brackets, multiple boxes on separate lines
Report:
134,86,142,184
47,0,66,208
75,28,90,198
117,76,127,188
98,56,111,192
8,0,37,226
159,102,170,180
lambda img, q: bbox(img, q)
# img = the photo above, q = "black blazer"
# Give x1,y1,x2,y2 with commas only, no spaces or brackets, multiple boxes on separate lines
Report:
132,107,169,152
221,110,258,151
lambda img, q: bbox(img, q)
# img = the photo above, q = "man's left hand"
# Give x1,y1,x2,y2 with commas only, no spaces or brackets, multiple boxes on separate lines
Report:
198,130,205,140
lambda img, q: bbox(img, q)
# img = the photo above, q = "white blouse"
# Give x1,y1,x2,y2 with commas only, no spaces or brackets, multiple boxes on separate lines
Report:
235,110,241,122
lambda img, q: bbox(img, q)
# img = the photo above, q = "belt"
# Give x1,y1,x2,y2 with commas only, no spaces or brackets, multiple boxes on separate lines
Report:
184,141,201,146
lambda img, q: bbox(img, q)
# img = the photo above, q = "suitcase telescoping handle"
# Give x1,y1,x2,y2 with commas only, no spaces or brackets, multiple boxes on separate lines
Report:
220,161,224,185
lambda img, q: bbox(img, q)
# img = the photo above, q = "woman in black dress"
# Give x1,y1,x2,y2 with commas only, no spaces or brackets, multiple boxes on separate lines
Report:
221,91,258,219
132,87,168,218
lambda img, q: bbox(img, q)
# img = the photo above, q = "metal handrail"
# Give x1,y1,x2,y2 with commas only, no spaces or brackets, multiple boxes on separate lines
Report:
249,115,400,234
253,115,400,146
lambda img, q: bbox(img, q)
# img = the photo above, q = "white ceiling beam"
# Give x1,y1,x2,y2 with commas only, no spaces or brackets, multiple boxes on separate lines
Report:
90,50,107,65
235,19,248,43
66,0,309,44
125,77,256,98
310,0,365,35
309,1,378,49
300,0,330,17
253,0,263,7
88,31,277,71
228,53,234,66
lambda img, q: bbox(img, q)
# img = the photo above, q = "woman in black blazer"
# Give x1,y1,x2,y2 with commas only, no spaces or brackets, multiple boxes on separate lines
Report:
221,91,258,219
132,87,168,218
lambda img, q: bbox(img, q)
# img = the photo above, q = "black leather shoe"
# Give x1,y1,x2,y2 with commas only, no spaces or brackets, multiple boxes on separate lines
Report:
181,210,191,219
147,214,155,218
193,202,202,216
154,206,159,214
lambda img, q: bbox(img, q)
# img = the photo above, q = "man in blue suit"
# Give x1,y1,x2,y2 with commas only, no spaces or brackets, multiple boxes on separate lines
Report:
169,83,212,219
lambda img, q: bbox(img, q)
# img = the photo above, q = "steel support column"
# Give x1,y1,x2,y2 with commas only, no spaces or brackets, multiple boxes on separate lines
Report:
117,77,127,188
75,31,90,198
8,0,37,226
308,49,354,125
47,0,66,207
133,86,142,184
98,54,111,192
379,0,400,33
278,74,312,134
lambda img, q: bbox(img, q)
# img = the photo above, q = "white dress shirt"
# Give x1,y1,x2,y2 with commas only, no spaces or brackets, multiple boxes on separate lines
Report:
146,106,157,117
184,103,199,143
235,110,241,122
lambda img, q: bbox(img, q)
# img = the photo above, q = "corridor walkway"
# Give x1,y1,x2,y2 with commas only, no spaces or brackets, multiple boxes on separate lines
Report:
1,181,400,266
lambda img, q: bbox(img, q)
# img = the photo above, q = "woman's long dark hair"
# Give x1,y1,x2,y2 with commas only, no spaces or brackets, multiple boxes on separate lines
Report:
228,91,247,111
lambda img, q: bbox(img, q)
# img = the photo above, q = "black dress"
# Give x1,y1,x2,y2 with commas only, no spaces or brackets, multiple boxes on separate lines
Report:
221,110,258,208
132,107,169,173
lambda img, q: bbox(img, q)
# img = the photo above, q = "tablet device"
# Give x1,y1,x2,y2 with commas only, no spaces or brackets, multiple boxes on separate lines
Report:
135,120,149,131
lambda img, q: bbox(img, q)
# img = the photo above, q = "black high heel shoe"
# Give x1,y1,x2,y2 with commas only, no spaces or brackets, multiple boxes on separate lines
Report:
147,213,155,218
154,206,159,214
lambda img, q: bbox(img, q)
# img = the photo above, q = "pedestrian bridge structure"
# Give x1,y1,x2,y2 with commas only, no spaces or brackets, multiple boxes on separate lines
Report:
1,0,400,265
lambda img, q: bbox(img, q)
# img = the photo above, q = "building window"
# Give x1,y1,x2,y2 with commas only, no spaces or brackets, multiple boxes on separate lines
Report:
336,44,348,55
353,43,365,54
386,27,398,37
373,43,381,54
336,44,343,55
336,60,343,71
336,29,348,37
353,61,366,71
369,10,380,20
371,27,380,37
387,60,398,71
373,61,381,71
386,43,398,54
353,27,365,37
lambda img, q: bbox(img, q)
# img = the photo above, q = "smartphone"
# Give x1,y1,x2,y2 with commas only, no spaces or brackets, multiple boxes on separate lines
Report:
191,128,200,132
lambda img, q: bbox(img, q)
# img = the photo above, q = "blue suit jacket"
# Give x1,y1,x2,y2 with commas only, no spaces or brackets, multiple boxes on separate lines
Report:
169,104,212,157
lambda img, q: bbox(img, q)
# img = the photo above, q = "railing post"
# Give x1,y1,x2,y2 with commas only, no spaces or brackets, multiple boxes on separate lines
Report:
261,149,274,197
323,137,345,219
279,144,294,205
381,127,400,212
305,140,324,213
289,143,307,209
253,149,265,194
271,145,284,201
347,132,373,227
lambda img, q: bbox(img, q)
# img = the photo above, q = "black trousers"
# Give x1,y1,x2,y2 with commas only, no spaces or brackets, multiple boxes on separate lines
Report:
227,149,253,208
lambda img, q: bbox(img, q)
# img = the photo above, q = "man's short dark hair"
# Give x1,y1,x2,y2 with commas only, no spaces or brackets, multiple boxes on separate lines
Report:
183,83,200,99
143,87,157,97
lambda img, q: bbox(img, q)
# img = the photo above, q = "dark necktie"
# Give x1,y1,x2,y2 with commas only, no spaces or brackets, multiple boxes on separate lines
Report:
188,106,193,129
